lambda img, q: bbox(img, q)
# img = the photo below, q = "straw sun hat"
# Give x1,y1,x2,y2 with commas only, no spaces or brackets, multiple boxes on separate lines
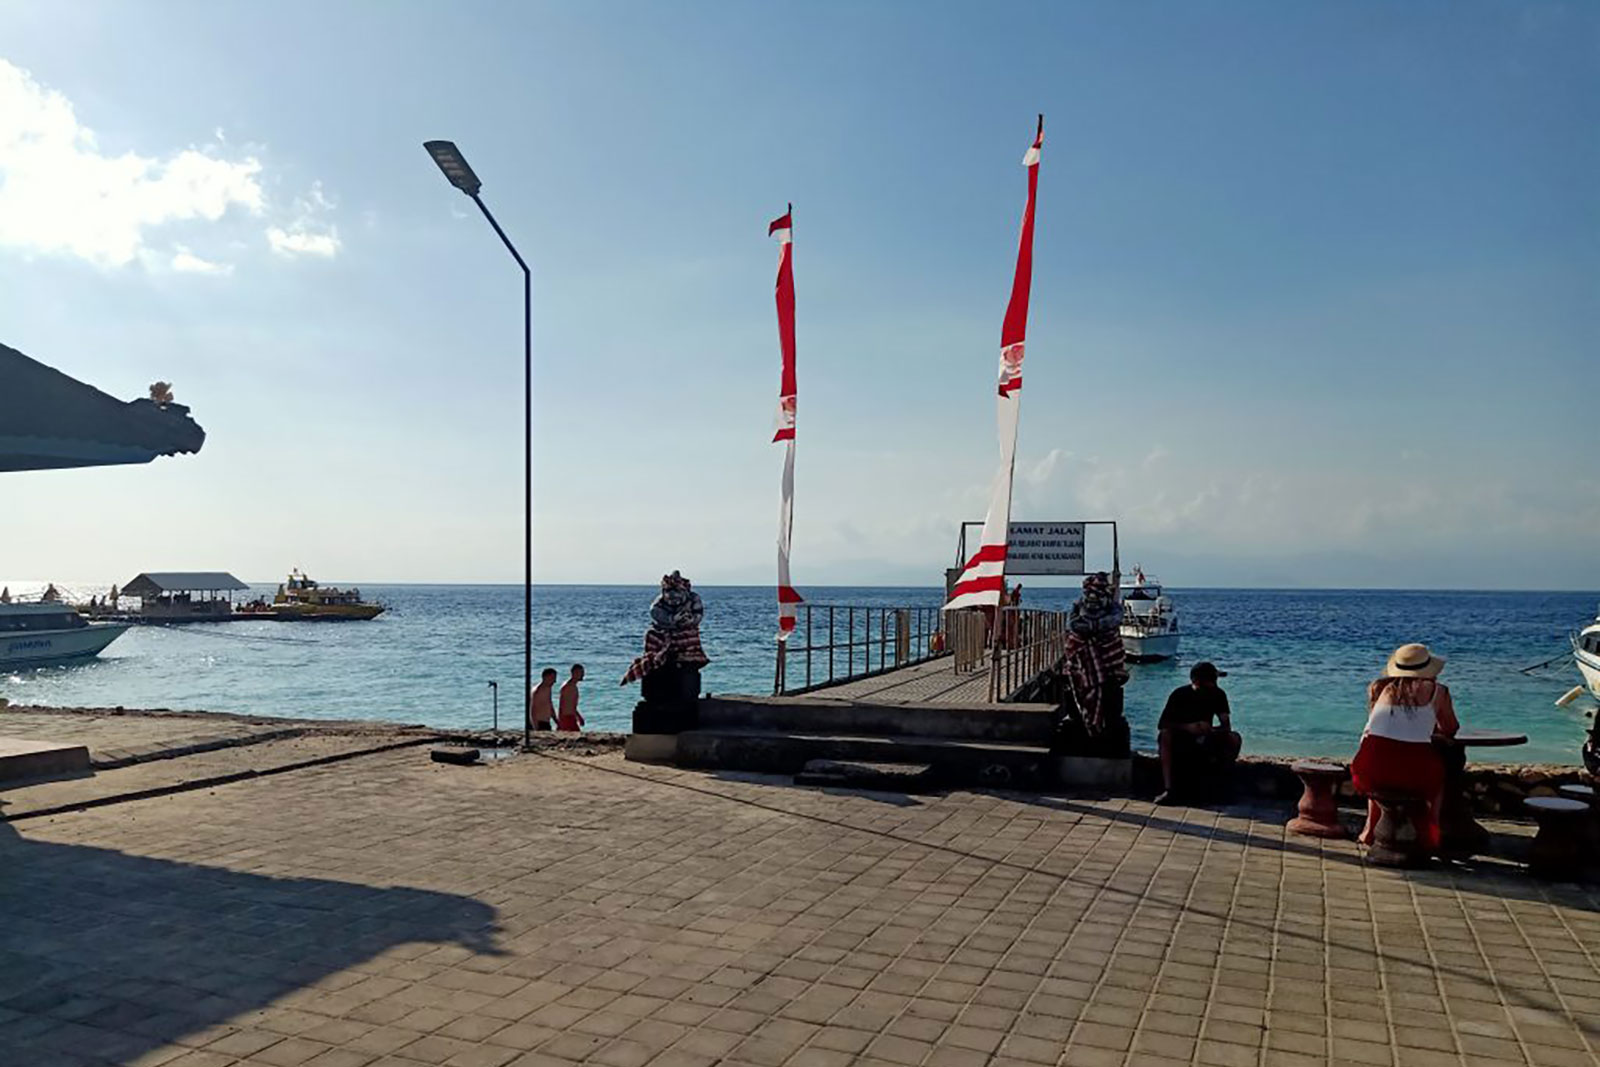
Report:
1386,642,1446,679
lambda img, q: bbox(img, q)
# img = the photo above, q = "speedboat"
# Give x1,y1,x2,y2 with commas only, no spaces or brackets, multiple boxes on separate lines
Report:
265,569,383,620
0,601,130,667
1119,567,1179,662
1575,607,1600,701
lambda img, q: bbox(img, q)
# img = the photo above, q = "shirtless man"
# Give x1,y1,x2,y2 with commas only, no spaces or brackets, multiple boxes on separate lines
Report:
558,664,586,732
528,668,557,731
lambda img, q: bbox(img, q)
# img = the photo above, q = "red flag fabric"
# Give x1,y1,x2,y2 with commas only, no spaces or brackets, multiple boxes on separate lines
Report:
771,206,802,638
947,116,1043,612
770,206,797,443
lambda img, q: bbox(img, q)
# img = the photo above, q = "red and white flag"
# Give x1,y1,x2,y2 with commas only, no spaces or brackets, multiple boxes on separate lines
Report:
946,117,1043,612
770,205,803,639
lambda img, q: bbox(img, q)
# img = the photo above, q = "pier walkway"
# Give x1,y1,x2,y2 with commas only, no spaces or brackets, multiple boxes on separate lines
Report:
787,657,1001,706
1,709,1596,1067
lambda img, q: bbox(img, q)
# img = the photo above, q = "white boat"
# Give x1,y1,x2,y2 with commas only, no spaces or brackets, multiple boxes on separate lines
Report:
1119,568,1179,662
0,601,130,667
1575,607,1600,701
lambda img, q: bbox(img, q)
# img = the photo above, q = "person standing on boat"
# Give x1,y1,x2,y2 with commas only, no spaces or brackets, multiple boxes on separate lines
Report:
558,664,586,732
528,668,558,732
1350,643,1459,852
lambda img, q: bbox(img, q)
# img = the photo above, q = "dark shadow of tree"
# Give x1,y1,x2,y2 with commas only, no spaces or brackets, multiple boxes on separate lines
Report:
0,816,500,1065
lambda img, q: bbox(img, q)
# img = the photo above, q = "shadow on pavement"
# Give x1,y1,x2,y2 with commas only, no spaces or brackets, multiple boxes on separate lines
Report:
0,814,500,1065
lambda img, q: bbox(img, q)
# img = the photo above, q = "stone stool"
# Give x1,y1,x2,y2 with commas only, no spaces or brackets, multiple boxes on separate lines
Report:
1557,783,1598,848
1287,760,1349,839
1526,796,1590,880
1366,790,1428,867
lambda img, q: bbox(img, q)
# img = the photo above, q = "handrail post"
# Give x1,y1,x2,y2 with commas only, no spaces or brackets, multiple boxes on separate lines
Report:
805,607,813,688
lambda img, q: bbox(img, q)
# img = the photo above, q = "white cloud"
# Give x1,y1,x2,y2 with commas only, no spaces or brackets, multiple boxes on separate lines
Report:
170,246,233,276
0,58,265,268
266,227,340,257
266,181,341,258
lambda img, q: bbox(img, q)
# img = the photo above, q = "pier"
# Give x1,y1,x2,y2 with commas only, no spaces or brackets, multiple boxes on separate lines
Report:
630,603,1073,788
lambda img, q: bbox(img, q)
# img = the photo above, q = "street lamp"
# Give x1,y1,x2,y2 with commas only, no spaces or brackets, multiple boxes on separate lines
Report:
425,139,533,751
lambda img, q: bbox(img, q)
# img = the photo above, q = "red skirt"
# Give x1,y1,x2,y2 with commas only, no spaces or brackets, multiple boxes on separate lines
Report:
1351,735,1444,798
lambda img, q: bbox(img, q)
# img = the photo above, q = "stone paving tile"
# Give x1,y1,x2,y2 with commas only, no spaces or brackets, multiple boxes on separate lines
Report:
3,745,1600,1067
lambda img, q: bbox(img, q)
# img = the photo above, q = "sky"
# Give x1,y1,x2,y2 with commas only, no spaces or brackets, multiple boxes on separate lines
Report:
1,1,1595,590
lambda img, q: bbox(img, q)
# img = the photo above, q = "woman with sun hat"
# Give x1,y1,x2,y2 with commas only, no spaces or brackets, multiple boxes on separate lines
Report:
1351,643,1461,852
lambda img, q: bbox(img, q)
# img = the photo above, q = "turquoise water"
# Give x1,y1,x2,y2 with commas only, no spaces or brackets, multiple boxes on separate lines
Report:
1,584,1595,764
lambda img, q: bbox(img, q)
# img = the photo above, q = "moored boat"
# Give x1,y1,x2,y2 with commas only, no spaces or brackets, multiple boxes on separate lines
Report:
0,601,130,667
1574,607,1600,701
266,570,383,621
1119,567,1179,662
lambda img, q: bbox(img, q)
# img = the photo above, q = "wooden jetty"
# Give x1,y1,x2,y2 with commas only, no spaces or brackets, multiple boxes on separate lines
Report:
86,572,250,623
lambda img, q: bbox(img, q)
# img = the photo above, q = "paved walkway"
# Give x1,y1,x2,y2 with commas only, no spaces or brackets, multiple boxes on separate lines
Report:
3,740,1599,1067
0,706,428,767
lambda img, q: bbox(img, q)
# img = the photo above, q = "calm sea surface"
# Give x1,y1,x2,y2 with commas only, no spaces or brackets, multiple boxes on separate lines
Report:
2,584,1595,764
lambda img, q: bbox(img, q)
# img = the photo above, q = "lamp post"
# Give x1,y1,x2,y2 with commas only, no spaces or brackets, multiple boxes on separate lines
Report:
425,139,533,751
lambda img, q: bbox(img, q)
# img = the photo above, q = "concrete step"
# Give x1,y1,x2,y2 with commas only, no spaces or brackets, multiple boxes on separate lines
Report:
699,695,1055,743
675,727,1055,789
794,759,938,793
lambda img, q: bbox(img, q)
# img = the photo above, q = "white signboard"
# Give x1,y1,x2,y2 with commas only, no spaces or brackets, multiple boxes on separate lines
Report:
1006,521,1086,575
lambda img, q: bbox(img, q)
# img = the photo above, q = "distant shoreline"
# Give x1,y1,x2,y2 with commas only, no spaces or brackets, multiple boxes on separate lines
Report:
4,580,1597,594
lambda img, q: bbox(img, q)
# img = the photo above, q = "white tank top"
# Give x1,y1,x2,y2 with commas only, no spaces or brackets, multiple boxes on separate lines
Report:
1363,686,1440,744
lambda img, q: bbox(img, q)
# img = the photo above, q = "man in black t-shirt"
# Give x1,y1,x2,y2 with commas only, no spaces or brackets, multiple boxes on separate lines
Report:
1156,661,1242,804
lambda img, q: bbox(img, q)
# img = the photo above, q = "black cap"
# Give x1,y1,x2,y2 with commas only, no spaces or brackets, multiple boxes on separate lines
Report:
1190,661,1228,682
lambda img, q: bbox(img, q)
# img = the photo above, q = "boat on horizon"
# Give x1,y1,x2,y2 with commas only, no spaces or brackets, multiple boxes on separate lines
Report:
1119,567,1179,662
0,600,130,667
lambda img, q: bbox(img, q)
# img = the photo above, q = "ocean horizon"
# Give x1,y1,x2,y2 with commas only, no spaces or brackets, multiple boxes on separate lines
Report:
3,582,1596,766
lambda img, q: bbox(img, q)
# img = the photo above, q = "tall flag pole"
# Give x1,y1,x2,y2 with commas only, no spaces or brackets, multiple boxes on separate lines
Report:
946,116,1043,612
770,205,803,641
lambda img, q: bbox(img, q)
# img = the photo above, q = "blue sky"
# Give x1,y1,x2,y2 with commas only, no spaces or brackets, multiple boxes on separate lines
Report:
2,1,1595,589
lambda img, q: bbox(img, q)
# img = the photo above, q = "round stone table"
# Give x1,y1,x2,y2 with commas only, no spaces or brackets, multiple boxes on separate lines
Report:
1287,760,1349,838
1438,729,1528,859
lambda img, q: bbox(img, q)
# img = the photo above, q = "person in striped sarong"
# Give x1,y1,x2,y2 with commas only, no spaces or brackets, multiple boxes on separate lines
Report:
620,572,710,686
1055,573,1130,757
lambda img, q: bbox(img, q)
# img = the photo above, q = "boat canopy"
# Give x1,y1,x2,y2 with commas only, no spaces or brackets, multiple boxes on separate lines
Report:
0,342,205,472
122,572,249,597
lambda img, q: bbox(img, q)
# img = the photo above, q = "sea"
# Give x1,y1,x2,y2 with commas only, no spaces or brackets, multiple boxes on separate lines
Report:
2,583,1596,765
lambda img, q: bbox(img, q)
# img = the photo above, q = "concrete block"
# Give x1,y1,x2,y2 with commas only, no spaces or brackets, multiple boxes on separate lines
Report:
625,734,679,763
0,737,91,783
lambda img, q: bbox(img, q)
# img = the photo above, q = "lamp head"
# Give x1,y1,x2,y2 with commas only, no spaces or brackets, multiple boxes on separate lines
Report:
424,140,482,196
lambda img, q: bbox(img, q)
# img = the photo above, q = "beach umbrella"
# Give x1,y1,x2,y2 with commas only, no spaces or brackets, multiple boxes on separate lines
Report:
0,342,205,472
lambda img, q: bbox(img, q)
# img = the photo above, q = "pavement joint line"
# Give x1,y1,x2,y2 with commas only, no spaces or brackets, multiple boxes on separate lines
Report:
1,734,441,823
90,726,311,769
530,748,1599,1038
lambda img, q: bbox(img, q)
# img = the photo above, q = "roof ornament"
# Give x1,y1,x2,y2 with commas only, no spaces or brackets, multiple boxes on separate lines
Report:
148,381,174,407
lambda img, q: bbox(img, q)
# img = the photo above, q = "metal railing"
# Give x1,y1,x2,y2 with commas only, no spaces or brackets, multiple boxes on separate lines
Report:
774,604,945,694
987,607,1069,702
